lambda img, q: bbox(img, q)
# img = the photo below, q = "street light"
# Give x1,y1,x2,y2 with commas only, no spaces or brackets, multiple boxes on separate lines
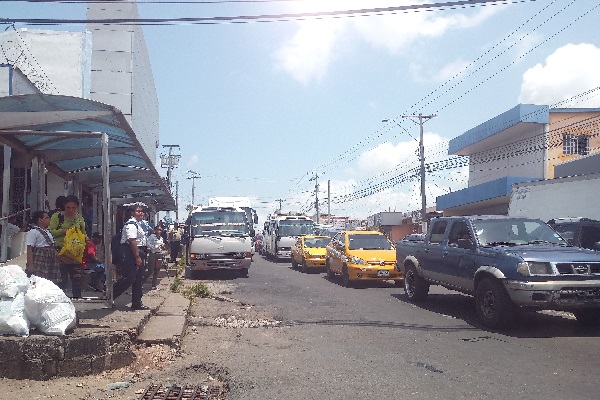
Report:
383,114,435,232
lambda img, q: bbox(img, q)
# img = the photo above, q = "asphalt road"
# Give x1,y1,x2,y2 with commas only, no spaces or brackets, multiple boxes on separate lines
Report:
182,254,600,400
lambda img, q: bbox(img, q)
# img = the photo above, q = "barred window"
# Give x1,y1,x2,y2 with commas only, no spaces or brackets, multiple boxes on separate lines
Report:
563,134,589,156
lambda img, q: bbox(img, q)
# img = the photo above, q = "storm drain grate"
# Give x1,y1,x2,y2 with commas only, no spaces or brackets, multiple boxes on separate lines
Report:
139,383,224,400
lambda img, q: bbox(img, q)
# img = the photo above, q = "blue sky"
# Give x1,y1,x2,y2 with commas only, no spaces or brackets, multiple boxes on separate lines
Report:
3,0,600,224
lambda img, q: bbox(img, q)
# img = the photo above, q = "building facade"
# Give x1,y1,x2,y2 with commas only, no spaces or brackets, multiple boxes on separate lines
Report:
437,104,600,216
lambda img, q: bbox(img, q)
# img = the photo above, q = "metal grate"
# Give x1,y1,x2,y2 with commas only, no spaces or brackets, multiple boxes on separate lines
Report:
139,384,224,400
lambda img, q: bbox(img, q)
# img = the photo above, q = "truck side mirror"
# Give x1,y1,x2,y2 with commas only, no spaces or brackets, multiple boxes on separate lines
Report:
457,238,474,249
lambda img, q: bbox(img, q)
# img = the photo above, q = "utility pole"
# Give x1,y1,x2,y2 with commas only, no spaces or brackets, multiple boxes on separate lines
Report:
187,170,201,208
327,180,331,223
175,180,179,222
275,199,284,213
160,144,180,222
404,113,436,233
383,114,436,233
310,173,320,223
160,144,181,190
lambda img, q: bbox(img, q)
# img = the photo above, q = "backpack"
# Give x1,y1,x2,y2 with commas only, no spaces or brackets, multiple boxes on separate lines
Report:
111,221,136,266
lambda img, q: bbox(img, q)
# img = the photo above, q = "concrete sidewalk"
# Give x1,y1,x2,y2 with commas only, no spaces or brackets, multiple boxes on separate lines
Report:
0,256,190,380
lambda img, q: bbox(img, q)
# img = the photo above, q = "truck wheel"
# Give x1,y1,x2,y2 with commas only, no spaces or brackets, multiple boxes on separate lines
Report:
573,309,600,326
325,259,335,279
341,265,353,288
475,277,514,328
404,264,429,301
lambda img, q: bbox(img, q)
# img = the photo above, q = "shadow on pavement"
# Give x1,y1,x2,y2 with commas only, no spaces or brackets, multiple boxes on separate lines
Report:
390,292,600,338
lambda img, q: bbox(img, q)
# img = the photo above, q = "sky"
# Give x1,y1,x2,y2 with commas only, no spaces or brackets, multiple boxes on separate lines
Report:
2,0,600,225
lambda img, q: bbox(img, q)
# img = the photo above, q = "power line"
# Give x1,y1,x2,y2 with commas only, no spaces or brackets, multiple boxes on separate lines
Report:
1,0,537,26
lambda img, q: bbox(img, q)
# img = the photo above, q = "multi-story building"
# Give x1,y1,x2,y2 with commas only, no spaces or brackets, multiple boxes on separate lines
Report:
437,104,600,216
0,2,172,260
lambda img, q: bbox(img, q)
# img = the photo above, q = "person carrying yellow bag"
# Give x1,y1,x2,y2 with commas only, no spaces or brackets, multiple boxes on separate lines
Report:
49,195,87,299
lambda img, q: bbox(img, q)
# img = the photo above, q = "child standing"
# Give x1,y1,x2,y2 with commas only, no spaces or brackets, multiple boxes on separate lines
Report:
25,211,60,280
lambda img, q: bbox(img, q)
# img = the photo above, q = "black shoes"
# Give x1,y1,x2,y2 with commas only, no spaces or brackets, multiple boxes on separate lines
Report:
131,304,150,310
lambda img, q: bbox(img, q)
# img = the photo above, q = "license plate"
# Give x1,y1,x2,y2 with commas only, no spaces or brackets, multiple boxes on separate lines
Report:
377,270,390,277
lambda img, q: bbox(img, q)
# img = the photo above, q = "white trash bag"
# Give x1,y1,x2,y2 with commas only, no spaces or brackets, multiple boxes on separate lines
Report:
24,276,76,336
0,292,29,337
0,265,29,298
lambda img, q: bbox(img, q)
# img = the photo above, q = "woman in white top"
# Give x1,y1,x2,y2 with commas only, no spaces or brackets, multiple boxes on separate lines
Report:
145,226,166,289
25,211,60,281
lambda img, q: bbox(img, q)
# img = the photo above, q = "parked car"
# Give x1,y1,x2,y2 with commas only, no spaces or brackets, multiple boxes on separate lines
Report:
291,235,331,273
547,218,600,251
325,230,402,287
399,233,425,242
395,215,600,328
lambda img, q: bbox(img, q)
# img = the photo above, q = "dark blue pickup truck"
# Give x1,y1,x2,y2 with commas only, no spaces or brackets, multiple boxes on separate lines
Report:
395,215,600,328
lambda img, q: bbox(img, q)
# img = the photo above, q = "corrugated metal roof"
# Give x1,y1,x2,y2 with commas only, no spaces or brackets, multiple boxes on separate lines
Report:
0,93,175,210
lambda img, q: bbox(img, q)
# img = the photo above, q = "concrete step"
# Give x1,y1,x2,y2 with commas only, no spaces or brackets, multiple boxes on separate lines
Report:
136,291,190,346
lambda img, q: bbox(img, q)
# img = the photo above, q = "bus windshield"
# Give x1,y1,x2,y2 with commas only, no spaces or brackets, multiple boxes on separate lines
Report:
278,220,315,237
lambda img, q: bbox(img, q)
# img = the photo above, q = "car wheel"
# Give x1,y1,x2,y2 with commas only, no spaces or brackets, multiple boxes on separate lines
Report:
573,309,600,326
404,264,429,301
341,265,353,288
475,277,514,328
301,258,308,273
325,259,335,279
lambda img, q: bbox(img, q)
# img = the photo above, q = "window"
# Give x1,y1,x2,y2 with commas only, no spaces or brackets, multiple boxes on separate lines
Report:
563,134,589,156
429,220,447,244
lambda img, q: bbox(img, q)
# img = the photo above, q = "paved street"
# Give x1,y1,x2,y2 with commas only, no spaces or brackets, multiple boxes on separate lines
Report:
179,255,600,399
3,255,600,399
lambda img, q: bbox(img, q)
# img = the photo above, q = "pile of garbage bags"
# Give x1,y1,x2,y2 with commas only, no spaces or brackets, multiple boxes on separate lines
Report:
0,265,76,337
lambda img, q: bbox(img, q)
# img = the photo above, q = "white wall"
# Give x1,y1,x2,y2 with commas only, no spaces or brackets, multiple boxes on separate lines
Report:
88,2,159,163
0,29,90,97
468,124,546,186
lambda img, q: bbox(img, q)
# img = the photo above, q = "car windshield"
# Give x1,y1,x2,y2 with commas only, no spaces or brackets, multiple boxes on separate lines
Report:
278,221,315,236
191,211,249,237
304,237,331,248
348,234,394,250
471,218,567,246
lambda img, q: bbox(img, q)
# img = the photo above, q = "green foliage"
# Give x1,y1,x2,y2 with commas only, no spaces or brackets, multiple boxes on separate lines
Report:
170,277,183,293
170,276,212,301
181,282,212,300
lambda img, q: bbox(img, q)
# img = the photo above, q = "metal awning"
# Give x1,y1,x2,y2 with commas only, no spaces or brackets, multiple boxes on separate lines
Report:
0,93,175,210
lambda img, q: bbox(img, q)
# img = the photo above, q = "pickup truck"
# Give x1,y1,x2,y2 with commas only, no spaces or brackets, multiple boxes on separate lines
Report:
395,215,600,328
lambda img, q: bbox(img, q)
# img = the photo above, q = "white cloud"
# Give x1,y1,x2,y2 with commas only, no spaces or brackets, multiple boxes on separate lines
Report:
410,58,472,83
187,154,199,166
274,4,499,84
274,20,346,85
356,132,446,174
519,43,600,107
354,6,497,54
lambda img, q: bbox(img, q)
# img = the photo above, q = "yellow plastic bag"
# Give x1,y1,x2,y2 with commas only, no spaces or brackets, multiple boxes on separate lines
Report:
58,227,86,264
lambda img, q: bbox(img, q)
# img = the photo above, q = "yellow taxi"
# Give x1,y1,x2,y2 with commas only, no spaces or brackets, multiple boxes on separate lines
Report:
325,230,402,287
291,235,331,273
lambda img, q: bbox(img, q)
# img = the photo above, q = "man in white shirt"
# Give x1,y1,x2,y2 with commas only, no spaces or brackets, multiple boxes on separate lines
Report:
112,204,149,310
